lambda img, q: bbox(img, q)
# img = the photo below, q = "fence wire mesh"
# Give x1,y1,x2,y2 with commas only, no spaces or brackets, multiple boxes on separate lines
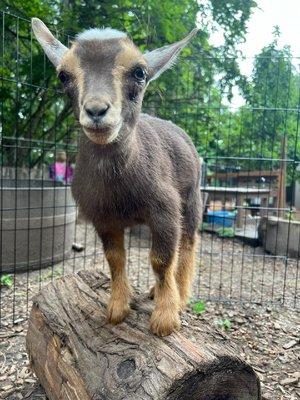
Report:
1,11,299,326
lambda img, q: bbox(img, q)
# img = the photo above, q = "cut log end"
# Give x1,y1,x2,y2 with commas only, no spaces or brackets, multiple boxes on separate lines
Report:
26,270,261,400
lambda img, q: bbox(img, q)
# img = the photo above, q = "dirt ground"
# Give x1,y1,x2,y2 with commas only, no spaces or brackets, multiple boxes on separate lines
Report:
0,226,299,399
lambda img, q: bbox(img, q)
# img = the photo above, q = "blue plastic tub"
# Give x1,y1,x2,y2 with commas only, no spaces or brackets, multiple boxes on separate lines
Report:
206,210,236,227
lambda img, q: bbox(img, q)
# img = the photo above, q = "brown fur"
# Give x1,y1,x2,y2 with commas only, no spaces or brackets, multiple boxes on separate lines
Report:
101,229,132,324
177,234,198,310
150,250,181,336
59,44,84,90
34,25,201,336
69,37,202,335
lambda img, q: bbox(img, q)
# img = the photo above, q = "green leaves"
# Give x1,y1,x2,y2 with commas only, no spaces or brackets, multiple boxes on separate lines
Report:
191,300,233,332
216,318,232,331
192,300,206,314
216,227,235,238
0,275,13,288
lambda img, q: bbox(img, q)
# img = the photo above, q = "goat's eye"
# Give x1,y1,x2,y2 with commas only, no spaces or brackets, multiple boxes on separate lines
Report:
133,67,146,81
58,71,70,84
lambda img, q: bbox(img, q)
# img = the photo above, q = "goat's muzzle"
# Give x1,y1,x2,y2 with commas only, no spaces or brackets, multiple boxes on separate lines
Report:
84,100,110,123
80,98,122,145
82,121,122,145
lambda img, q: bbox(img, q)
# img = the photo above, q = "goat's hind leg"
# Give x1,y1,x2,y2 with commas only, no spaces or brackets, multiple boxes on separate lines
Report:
177,187,201,310
177,232,197,310
100,229,132,324
149,225,181,336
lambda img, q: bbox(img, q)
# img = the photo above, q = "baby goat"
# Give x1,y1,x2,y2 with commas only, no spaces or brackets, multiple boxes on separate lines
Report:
32,18,201,336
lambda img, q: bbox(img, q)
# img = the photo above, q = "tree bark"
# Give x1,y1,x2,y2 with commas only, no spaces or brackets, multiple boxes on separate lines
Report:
26,270,261,400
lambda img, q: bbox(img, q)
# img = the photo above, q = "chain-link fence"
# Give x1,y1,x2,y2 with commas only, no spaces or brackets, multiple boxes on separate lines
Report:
1,11,299,326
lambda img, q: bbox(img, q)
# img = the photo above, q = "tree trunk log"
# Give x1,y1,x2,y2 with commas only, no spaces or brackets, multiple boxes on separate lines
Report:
26,270,261,400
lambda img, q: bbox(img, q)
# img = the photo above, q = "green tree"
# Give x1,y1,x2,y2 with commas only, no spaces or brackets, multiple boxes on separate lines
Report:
242,37,299,182
0,0,257,167
205,34,300,184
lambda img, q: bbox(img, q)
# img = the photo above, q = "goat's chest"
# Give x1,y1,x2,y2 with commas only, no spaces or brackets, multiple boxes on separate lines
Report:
72,162,146,225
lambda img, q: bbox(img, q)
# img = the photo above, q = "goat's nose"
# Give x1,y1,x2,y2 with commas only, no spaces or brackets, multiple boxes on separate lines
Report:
84,101,110,120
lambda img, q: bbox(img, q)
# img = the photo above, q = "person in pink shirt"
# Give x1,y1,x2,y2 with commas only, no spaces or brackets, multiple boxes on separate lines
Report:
49,151,73,185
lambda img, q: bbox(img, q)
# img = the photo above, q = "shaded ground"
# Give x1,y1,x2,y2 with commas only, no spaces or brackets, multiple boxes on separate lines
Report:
0,225,299,399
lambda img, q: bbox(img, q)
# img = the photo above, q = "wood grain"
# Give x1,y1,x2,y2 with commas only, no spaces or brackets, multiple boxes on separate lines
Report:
26,270,261,400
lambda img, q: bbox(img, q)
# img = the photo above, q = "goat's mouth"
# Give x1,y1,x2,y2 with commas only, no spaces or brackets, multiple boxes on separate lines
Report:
82,122,122,145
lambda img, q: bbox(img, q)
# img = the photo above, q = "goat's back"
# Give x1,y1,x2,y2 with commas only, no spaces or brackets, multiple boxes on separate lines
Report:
137,114,201,194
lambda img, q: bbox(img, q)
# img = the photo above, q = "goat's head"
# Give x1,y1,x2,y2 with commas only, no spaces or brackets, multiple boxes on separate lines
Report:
32,18,197,145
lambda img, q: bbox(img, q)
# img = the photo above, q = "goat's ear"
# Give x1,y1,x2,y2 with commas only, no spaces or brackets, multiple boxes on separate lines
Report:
31,18,68,67
144,28,198,82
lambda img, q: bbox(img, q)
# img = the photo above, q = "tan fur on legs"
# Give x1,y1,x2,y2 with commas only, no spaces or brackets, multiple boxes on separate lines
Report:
149,251,181,336
104,231,132,324
177,234,198,310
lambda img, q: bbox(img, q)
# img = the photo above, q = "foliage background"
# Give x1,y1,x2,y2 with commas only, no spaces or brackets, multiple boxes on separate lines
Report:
1,0,299,187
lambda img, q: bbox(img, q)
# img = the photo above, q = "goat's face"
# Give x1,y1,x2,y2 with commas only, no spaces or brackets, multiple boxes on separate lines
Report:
57,34,148,144
32,19,198,145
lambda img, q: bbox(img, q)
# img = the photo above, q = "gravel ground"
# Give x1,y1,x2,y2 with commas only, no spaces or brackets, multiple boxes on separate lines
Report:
0,224,299,399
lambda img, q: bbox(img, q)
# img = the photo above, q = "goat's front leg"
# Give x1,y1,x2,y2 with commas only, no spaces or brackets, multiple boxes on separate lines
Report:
100,229,132,324
149,221,181,336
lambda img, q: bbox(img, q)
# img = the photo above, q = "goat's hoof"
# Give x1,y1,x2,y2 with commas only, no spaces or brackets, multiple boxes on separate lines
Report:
150,309,181,336
148,286,155,300
107,300,130,325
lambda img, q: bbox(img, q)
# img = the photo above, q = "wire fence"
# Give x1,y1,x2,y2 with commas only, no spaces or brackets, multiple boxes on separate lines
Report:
1,11,300,327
